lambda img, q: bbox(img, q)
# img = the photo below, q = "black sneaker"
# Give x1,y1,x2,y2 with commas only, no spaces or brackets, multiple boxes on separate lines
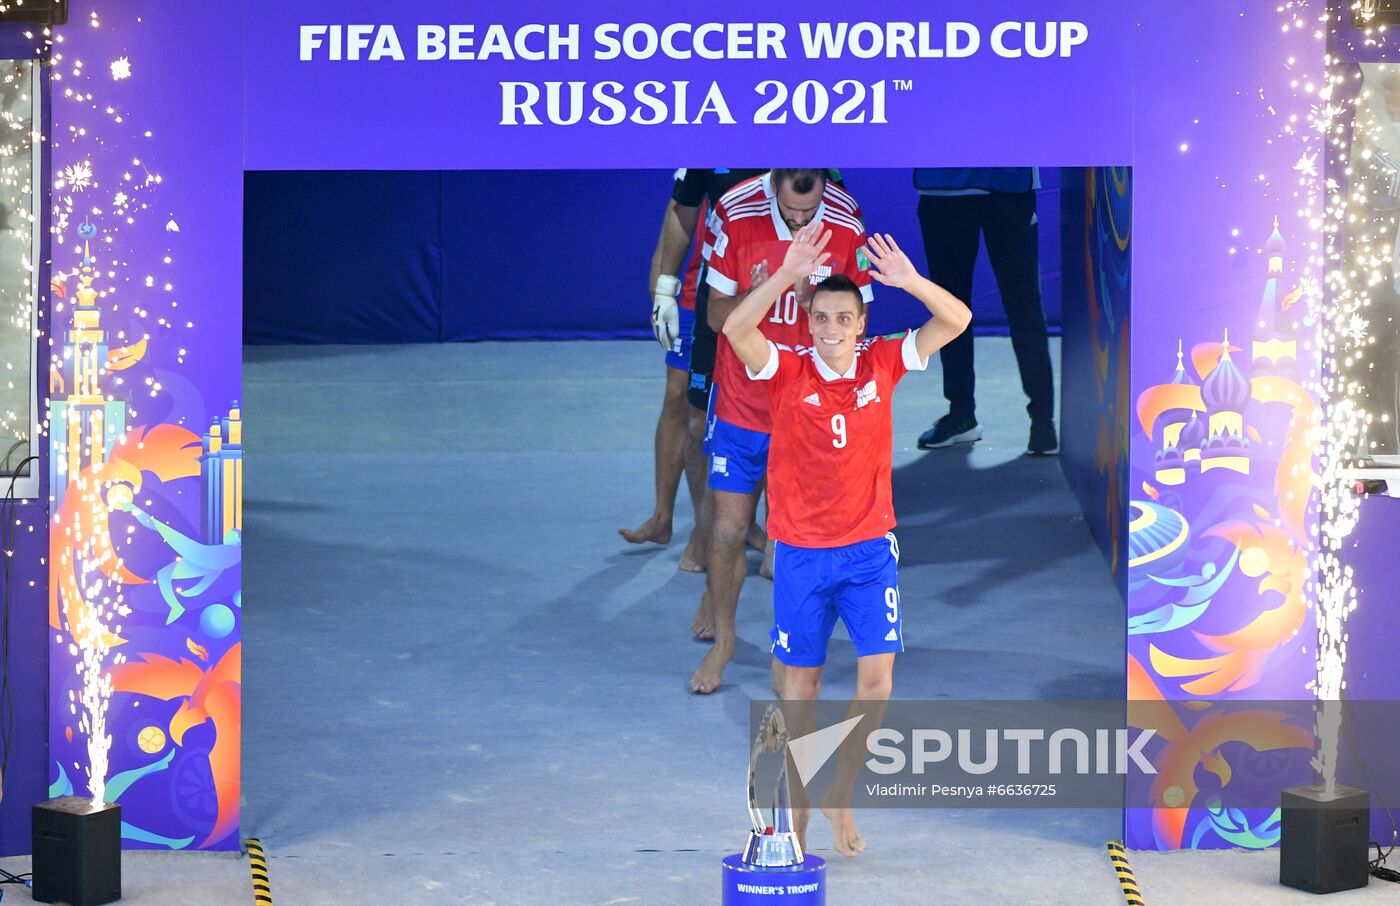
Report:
917,413,982,449
1027,420,1059,456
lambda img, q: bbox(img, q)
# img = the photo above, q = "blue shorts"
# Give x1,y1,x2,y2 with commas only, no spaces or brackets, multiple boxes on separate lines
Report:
665,306,696,371
770,534,903,667
705,407,769,494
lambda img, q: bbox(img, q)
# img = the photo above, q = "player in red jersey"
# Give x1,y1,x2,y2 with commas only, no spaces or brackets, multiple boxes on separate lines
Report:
723,225,971,856
689,169,873,694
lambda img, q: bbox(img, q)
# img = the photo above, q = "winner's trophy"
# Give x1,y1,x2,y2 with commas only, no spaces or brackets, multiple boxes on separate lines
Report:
742,705,803,867
721,705,826,905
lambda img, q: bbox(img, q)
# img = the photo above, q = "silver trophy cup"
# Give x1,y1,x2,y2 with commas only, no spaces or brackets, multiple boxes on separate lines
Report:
741,705,804,867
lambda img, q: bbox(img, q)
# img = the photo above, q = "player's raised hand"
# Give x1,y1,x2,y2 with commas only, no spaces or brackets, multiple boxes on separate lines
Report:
862,233,917,288
780,220,833,282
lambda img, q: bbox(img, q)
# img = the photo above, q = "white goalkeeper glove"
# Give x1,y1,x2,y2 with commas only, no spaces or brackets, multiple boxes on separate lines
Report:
651,274,681,351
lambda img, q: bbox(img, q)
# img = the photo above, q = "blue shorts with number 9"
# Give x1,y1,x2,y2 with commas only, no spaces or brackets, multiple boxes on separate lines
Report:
770,533,903,667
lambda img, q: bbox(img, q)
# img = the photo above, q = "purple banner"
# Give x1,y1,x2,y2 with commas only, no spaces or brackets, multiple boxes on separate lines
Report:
243,0,1135,170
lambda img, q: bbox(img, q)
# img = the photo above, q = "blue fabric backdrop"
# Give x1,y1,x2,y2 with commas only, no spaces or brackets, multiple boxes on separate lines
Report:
244,168,1063,344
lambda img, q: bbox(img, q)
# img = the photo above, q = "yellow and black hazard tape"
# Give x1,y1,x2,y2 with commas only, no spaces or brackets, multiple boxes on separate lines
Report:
1105,840,1145,905
245,838,272,905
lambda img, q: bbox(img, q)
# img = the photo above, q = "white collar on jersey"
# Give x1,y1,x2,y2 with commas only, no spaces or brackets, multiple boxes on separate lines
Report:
763,171,827,242
811,346,858,382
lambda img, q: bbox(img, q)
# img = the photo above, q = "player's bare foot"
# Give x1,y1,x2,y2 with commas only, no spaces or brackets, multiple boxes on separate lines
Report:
821,805,867,858
746,522,767,552
759,538,776,580
619,513,672,545
770,658,785,696
689,636,735,693
679,532,707,573
791,775,813,852
691,593,716,640
793,805,812,854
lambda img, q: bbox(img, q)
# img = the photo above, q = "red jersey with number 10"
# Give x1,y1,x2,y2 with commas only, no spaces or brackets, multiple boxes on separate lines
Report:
705,174,873,433
752,331,929,548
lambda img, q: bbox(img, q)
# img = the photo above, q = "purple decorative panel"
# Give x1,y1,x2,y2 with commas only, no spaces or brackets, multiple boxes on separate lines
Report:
44,1,244,851
1061,167,1132,590
1124,3,1322,851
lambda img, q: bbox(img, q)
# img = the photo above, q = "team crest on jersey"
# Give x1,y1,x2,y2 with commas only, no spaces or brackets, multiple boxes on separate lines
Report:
803,392,821,407
855,380,880,408
806,264,833,284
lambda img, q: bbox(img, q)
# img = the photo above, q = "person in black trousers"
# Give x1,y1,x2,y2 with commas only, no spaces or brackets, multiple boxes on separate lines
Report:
912,168,1057,455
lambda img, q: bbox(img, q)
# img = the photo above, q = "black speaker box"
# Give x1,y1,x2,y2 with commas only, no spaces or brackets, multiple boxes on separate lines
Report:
31,797,121,906
1280,784,1370,894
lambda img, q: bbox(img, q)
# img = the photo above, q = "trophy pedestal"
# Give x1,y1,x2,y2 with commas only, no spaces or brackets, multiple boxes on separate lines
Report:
721,854,826,905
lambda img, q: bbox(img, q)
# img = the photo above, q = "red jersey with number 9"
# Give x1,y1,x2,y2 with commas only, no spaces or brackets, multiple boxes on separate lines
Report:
752,332,928,548
705,174,873,433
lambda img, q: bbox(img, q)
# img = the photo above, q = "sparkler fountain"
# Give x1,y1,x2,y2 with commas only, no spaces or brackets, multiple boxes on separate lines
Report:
1279,1,1392,893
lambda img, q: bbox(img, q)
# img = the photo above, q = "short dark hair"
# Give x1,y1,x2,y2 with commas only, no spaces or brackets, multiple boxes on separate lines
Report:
812,273,864,310
772,168,829,195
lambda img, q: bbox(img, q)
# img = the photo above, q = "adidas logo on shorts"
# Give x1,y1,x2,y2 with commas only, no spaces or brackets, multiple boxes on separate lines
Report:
804,393,820,406
884,628,898,642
